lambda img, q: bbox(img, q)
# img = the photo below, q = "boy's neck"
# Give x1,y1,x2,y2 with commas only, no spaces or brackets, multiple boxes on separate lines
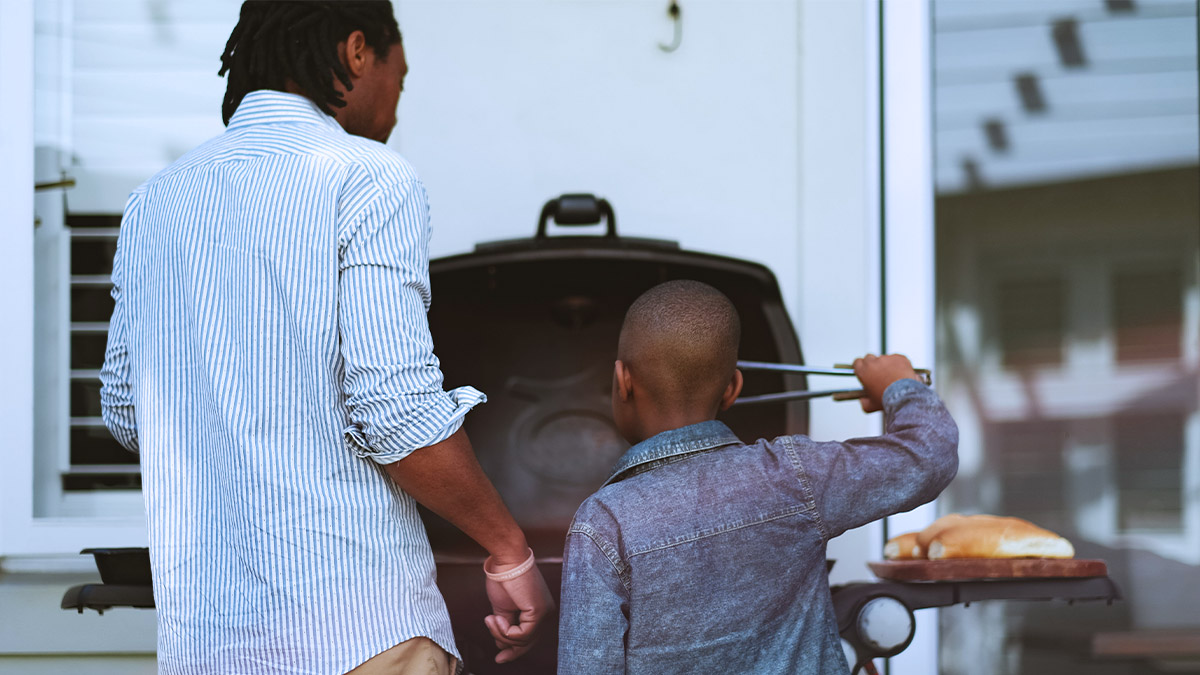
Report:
630,408,719,445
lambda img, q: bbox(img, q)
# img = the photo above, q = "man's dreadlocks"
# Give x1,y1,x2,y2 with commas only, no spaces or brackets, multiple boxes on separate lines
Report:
218,1,401,125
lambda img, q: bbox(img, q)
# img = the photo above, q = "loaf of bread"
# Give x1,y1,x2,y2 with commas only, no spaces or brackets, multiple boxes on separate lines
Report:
915,513,970,552
926,515,1074,560
883,532,922,560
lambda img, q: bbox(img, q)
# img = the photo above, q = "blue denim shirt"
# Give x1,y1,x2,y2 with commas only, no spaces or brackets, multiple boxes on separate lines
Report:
557,379,959,674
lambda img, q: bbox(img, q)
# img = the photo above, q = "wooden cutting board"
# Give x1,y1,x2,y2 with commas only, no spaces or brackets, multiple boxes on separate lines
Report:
869,559,1108,581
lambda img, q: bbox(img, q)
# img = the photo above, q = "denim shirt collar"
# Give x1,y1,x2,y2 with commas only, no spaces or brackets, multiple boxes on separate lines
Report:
604,420,741,487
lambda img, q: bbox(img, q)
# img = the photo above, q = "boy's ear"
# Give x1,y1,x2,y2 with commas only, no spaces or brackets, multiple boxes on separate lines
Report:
718,369,744,411
614,359,633,402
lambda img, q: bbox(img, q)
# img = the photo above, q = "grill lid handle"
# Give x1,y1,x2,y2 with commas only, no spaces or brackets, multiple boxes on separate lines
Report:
537,193,617,239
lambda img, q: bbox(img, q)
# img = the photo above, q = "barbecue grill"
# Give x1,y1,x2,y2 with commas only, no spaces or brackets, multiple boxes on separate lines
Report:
61,194,1119,674
416,193,808,672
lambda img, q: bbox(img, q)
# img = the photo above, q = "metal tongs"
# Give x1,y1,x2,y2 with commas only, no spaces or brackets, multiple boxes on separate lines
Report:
733,361,933,406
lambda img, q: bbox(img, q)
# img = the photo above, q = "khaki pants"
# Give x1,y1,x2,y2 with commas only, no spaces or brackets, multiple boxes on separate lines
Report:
346,636,457,675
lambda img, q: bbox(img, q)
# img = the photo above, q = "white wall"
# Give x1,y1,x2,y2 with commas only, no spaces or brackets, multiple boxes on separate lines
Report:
53,0,239,212
395,0,800,320
60,0,805,317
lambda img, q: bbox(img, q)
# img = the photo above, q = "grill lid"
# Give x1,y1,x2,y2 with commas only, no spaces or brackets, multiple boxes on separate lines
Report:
423,195,808,559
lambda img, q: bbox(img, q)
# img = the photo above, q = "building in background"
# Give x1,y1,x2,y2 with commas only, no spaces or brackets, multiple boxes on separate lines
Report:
932,1,1199,673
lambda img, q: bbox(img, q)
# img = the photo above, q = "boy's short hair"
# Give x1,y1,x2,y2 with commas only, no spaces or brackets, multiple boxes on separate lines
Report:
618,280,741,406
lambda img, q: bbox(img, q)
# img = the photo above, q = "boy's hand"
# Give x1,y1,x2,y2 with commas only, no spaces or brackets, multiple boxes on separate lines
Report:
853,353,922,413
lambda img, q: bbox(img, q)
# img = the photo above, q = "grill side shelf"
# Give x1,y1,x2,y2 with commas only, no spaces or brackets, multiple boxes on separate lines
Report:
869,558,1109,581
832,576,1122,633
61,583,155,614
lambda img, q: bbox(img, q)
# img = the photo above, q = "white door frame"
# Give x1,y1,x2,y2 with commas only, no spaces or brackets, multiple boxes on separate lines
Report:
881,0,938,672
0,0,147,558
0,0,38,557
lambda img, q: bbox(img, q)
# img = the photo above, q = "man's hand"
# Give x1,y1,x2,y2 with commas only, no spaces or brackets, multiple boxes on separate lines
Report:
383,429,552,663
853,353,922,413
483,556,555,664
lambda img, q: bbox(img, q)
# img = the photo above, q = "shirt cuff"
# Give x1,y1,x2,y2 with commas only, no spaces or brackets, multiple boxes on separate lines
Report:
882,377,929,408
343,386,487,464
881,377,935,429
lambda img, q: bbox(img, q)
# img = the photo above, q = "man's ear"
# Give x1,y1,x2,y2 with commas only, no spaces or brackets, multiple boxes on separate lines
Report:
718,369,744,411
614,360,633,402
340,30,369,79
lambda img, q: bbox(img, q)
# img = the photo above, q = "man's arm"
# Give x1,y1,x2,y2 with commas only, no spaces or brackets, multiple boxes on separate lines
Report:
99,193,141,452
558,525,629,674
338,177,551,661
383,430,527,563
337,179,483,463
794,354,959,539
384,429,552,663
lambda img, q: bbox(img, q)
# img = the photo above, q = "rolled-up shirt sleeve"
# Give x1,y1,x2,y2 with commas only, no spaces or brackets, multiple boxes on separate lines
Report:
337,178,484,464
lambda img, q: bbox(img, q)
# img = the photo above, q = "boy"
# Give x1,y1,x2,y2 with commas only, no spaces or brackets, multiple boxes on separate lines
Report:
557,280,958,674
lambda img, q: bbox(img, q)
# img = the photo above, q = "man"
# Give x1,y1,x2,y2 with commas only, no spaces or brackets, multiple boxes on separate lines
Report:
99,2,552,673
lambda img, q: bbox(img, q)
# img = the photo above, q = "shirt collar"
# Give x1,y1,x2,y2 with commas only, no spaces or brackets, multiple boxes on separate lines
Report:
227,90,346,132
604,420,741,487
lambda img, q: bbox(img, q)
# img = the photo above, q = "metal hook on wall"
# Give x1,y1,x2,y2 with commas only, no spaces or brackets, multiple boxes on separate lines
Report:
658,1,682,53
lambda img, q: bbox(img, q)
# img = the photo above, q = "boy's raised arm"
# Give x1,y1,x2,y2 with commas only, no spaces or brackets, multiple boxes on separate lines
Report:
794,354,959,539
558,525,629,674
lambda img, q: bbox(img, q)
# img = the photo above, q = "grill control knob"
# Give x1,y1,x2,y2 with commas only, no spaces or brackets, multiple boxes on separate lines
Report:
856,595,915,656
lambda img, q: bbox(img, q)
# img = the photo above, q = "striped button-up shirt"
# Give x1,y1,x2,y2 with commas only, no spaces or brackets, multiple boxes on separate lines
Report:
100,90,483,674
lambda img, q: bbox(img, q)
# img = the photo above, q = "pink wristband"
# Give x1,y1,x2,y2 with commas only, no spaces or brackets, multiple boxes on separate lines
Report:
484,548,536,582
